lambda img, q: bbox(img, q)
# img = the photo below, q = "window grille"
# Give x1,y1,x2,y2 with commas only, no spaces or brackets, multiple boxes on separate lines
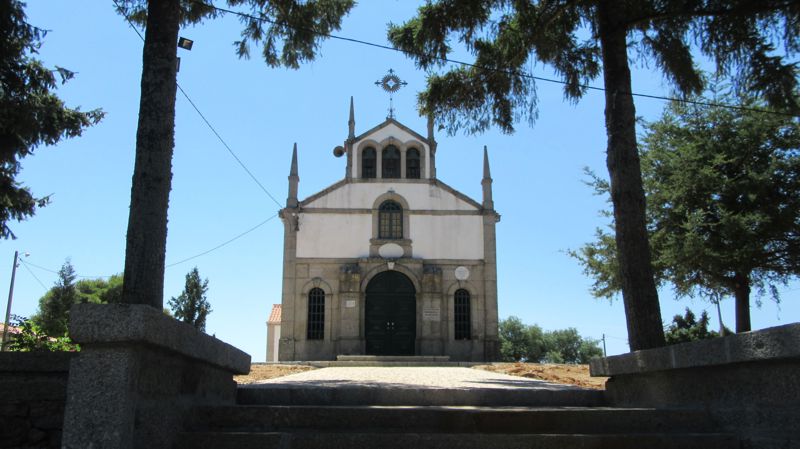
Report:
407,148,420,179
378,201,403,239
382,146,400,178
307,288,325,340
454,289,471,340
362,147,376,178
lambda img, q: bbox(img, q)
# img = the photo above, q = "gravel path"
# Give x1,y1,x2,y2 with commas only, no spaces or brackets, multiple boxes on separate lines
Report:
250,366,587,391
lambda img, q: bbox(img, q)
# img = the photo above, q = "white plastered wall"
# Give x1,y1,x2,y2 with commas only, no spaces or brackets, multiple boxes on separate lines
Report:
305,183,476,211
296,214,372,258
410,215,484,259
297,182,484,259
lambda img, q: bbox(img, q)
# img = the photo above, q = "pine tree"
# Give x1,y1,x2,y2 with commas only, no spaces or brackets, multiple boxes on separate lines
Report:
388,1,798,350
32,260,78,336
168,267,211,332
113,0,354,309
0,0,103,239
572,90,800,332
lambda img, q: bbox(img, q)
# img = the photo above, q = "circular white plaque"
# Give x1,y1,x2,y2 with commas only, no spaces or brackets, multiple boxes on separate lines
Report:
454,266,470,281
378,243,404,258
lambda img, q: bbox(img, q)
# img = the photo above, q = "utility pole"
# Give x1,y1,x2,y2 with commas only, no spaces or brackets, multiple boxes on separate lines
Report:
602,333,607,357
714,299,726,337
2,251,19,351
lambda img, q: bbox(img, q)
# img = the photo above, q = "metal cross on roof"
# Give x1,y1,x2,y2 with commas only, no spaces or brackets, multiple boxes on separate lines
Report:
375,69,408,120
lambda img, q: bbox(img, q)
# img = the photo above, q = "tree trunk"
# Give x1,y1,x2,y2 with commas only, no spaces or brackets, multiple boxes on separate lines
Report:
122,0,180,308
733,271,752,333
596,0,665,351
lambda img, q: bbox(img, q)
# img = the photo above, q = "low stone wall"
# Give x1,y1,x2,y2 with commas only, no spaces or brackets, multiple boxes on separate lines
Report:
62,303,251,449
0,352,74,449
591,323,800,448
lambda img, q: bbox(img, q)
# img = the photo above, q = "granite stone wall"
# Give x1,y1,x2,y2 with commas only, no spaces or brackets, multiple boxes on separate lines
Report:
591,323,800,449
0,352,74,449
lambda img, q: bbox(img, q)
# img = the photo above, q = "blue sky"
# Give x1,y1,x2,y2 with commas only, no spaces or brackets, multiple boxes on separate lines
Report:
4,1,798,361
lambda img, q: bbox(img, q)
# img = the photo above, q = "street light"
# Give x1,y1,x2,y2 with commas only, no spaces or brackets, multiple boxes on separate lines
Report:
2,251,28,351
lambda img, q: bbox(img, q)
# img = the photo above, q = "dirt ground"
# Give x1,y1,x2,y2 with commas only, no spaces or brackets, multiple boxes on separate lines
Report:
235,363,607,389
473,363,607,389
235,364,317,384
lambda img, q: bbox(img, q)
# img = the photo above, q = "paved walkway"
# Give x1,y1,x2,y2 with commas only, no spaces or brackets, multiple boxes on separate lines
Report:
251,367,585,391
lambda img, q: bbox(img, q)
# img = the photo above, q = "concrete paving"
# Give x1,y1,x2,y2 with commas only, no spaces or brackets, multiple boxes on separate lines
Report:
238,367,605,406
251,366,581,390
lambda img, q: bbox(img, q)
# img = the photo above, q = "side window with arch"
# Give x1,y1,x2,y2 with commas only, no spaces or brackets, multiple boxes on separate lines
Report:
378,200,403,239
454,289,471,340
362,147,376,179
382,145,400,178
406,148,420,179
307,288,325,340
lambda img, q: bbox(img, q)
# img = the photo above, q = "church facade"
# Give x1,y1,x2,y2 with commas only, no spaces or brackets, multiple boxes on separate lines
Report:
277,99,500,361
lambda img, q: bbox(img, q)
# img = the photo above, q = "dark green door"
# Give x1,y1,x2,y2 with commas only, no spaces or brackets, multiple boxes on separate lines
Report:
365,271,416,355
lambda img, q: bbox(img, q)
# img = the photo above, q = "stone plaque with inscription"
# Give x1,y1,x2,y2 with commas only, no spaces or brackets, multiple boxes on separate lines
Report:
423,306,441,321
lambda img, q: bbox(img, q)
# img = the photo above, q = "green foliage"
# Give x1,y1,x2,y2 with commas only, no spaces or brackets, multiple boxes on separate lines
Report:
32,260,77,337
0,0,103,239
75,274,123,305
388,1,799,135
389,0,799,350
664,308,726,345
543,328,604,365
571,89,800,324
499,316,545,362
7,315,79,352
499,316,603,364
113,0,356,70
31,260,123,337
169,267,212,331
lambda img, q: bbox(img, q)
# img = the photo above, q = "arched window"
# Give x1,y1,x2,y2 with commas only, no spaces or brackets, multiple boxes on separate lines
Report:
362,147,376,179
406,148,420,179
307,288,325,340
378,201,403,239
454,289,471,340
382,145,400,178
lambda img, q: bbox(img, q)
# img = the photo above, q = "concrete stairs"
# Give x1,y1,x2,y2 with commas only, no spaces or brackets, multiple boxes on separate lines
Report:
288,355,480,367
175,373,739,448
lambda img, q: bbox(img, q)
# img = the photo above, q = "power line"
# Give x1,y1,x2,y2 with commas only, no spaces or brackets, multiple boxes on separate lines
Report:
192,0,799,119
20,260,58,275
175,84,283,207
20,214,278,276
166,214,278,268
21,260,113,280
113,0,283,208
19,260,49,292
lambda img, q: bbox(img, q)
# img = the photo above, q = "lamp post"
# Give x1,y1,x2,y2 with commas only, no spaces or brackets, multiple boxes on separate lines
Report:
1,251,19,351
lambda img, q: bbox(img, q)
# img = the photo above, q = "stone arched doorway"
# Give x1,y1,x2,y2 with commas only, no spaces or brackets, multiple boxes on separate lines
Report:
365,271,416,355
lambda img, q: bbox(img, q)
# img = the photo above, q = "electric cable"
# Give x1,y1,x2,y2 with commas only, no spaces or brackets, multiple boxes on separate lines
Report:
19,260,49,291
191,0,800,119
113,0,283,208
165,213,278,268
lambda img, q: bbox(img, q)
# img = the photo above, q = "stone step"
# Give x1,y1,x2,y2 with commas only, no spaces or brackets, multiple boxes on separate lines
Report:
336,355,451,362
175,431,740,449
307,360,478,367
188,405,718,435
237,384,605,407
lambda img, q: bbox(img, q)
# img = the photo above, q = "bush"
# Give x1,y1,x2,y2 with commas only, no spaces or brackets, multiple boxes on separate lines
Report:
6,315,79,352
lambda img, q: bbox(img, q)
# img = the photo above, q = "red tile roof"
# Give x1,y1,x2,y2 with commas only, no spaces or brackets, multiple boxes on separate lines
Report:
0,322,20,336
267,304,281,324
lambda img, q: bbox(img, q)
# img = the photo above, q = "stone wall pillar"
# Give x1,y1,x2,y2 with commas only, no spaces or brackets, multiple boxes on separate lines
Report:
591,323,800,448
62,304,250,449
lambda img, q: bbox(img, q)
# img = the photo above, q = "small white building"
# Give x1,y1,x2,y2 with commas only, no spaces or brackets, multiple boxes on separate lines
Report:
265,304,281,362
277,99,500,361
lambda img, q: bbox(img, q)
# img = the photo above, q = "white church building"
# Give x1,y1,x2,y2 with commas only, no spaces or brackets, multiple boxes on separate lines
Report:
276,98,500,361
